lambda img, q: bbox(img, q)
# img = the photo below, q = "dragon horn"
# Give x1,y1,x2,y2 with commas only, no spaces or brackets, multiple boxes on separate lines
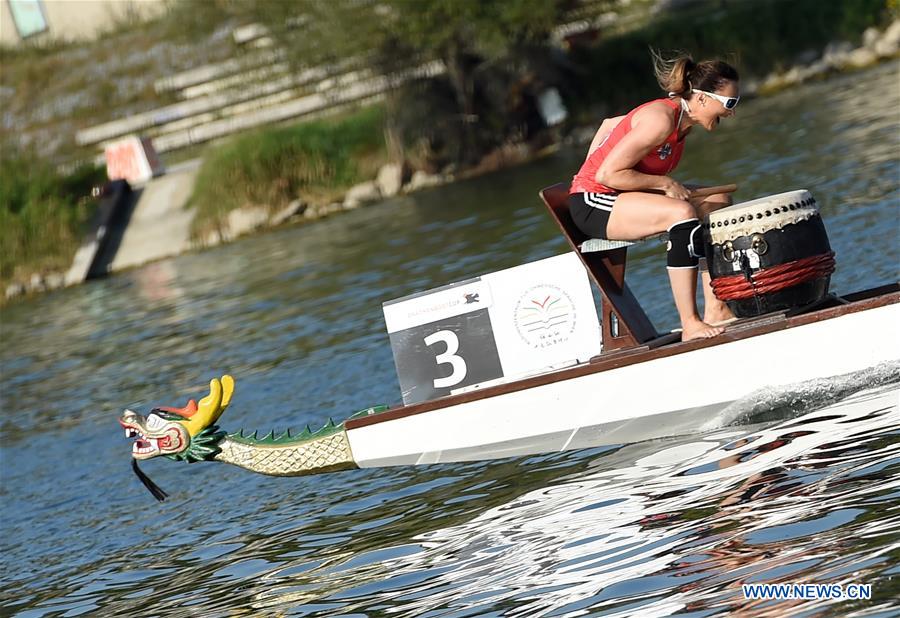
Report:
214,374,235,424
181,377,225,437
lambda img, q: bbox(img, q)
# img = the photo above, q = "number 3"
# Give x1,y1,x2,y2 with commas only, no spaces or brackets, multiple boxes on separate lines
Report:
424,330,468,388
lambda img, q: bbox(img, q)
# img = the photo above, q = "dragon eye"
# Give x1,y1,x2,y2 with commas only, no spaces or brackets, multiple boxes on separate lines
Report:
146,414,166,430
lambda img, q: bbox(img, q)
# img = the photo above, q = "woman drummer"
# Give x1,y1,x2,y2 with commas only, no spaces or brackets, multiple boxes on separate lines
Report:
569,51,740,341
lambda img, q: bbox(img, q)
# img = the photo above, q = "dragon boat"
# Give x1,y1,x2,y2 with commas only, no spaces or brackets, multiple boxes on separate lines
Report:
120,184,900,500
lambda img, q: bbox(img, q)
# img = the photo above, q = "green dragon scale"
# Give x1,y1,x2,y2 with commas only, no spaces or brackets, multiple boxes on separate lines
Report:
119,375,386,477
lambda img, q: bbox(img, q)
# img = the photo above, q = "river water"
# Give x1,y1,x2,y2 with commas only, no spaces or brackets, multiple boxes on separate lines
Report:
1,62,898,617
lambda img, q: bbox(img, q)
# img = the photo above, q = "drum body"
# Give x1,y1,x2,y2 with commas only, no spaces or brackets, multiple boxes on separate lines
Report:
704,190,833,317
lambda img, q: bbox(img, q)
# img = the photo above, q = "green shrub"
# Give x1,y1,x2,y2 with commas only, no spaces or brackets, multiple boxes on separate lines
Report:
0,149,104,286
189,106,387,236
568,0,888,115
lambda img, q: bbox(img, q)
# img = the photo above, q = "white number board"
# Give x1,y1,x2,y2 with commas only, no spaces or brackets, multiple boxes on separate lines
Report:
383,253,601,404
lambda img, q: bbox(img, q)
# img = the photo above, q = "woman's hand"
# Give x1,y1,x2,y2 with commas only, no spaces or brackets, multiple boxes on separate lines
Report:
662,177,691,201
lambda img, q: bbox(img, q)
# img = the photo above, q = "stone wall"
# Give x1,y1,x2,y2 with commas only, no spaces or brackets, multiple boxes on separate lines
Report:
0,0,165,46
749,21,900,95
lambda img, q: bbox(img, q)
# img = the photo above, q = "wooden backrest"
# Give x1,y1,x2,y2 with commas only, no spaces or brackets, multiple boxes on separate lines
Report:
539,182,659,350
540,182,591,252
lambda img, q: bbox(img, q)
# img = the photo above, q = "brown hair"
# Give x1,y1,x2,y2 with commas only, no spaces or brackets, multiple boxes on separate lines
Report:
651,49,739,96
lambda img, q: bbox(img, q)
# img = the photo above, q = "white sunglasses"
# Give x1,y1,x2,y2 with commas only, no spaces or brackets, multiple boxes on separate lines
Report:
693,88,740,110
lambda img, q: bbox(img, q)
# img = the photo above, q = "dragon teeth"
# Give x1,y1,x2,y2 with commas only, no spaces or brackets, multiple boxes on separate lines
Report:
131,438,157,454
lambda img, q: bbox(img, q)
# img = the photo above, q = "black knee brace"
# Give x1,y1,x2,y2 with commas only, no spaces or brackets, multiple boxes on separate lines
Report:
667,219,705,268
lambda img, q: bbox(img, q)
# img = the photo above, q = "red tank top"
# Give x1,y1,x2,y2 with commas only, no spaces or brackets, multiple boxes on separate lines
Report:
570,98,686,195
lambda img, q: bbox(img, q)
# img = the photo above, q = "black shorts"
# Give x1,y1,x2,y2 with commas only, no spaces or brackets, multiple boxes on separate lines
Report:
568,192,620,239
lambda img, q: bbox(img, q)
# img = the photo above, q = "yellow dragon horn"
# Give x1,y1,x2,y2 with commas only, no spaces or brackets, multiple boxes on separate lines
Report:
216,375,235,424
181,375,234,437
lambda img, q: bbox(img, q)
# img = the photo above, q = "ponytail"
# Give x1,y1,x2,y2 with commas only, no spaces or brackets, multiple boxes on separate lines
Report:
651,48,694,97
651,48,739,97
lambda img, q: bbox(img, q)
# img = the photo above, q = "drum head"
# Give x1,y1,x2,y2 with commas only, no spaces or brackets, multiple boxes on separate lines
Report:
705,189,818,244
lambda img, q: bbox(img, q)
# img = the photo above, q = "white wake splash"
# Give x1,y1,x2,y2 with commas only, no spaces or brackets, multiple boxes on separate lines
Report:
698,360,900,432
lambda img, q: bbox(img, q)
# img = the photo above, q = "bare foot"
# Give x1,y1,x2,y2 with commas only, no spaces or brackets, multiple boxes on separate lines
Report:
708,316,739,327
703,304,736,326
681,319,725,341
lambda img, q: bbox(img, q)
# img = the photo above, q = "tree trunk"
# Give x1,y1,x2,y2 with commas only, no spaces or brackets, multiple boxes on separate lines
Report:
383,92,406,163
444,41,479,165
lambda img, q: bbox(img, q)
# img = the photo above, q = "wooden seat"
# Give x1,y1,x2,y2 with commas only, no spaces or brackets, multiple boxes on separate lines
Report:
579,238,637,252
539,183,659,351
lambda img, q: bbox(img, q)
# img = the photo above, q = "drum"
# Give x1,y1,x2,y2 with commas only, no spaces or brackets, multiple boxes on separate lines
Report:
703,189,834,317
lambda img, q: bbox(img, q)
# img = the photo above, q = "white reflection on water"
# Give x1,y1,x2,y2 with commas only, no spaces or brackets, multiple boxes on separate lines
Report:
255,379,899,617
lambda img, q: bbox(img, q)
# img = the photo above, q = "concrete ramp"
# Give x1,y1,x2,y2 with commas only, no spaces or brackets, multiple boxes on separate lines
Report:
109,159,199,272
64,179,134,285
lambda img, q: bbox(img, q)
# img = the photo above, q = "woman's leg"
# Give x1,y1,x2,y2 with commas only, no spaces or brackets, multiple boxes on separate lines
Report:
605,191,695,240
700,261,735,324
669,267,724,340
691,191,736,324
606,191,724,341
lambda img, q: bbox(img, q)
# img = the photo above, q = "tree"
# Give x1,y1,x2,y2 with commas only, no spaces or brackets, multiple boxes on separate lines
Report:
232,0,598,166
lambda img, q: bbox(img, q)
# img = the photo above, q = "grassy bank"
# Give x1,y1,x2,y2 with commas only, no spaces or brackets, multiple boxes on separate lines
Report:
189,106,387,238
0,151,105,290
0,1,235,164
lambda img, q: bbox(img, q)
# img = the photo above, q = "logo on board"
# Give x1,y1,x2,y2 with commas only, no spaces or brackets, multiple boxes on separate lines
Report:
513,284,576,349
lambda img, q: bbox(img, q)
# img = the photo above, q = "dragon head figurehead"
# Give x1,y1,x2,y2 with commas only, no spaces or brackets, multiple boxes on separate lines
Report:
120,375,233,462
120,373,371,501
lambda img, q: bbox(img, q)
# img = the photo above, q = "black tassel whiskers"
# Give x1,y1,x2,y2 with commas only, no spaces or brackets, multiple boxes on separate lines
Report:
132,459,169,502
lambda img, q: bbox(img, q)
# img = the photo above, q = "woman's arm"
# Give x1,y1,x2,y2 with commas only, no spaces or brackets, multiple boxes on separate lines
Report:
683,183,734,216
595,104,689,200
586,114,625,157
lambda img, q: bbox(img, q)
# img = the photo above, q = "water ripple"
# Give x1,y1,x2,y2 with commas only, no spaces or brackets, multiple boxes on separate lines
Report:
2,63,899,618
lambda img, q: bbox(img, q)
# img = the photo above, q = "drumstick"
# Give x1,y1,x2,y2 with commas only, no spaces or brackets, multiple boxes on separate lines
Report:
690,184,738,198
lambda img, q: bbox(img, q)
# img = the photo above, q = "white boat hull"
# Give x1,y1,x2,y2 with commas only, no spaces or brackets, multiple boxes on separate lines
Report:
347,302,900,467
